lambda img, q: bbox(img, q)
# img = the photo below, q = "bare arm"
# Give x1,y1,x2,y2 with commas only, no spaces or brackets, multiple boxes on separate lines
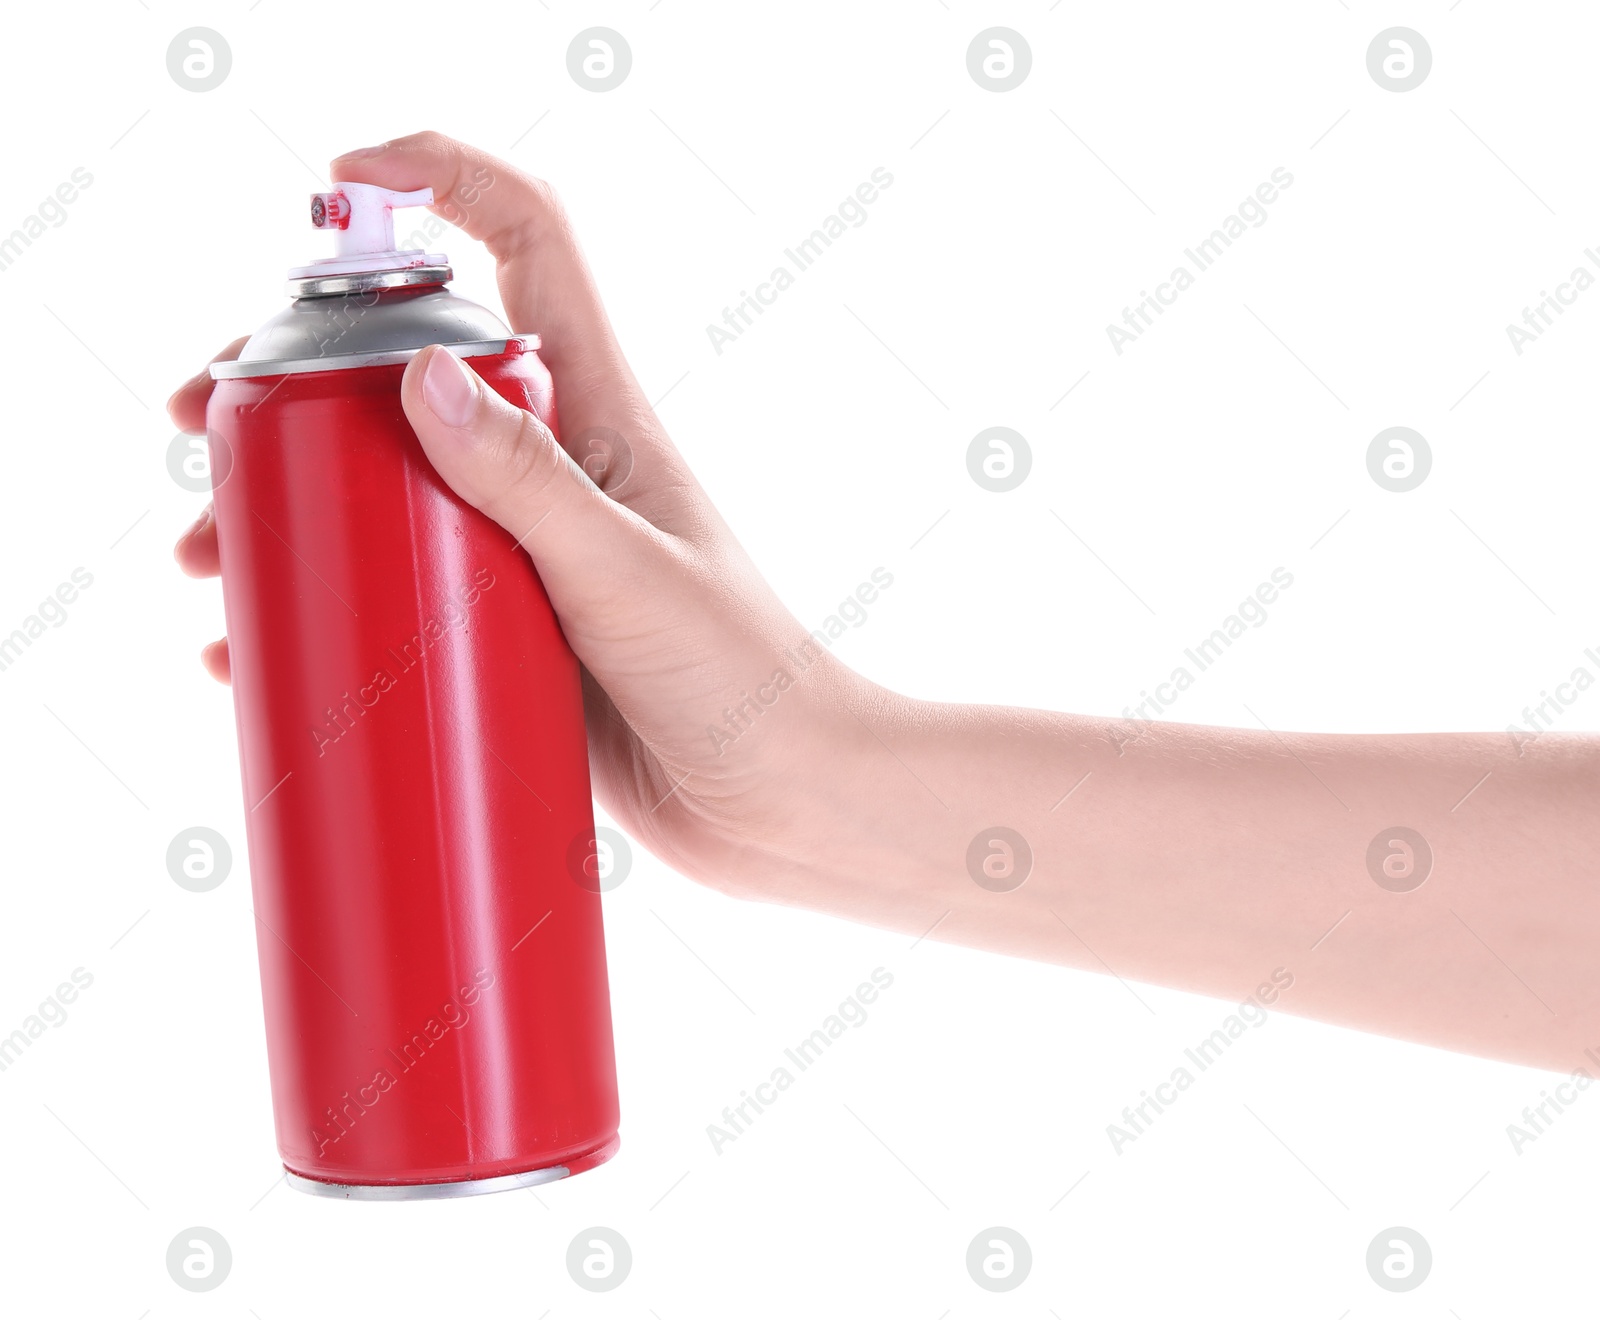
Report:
783,701,1598,1072
172,132,1599,1075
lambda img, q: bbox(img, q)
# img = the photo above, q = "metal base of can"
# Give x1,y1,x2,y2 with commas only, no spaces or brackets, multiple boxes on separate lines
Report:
281,1132,620,1202
285,1163,570,1201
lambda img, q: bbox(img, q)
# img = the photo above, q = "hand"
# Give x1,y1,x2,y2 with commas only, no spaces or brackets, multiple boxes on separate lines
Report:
174,134,1600,1075
171,131,887,901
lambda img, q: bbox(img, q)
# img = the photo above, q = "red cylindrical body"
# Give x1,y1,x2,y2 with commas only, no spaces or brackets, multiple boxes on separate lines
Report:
208,333,619,1193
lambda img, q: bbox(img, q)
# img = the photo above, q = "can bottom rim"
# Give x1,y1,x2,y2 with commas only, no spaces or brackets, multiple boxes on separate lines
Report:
285,1164,569,1201
281,1132,620,1201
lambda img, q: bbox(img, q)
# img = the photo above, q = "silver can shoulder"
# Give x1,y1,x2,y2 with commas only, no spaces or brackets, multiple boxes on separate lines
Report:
214,285,521,380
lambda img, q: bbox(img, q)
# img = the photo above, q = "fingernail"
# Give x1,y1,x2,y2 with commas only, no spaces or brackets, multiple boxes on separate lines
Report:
421,348,477,428
178,505,213,543
333,143,387,161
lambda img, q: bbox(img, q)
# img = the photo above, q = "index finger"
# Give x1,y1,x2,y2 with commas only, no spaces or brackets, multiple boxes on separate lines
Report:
168,336,250,433
330,132,614,376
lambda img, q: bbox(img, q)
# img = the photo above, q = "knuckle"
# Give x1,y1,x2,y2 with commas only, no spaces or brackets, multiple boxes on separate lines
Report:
489,412,570,516
520,175,573,241
528,176,563,214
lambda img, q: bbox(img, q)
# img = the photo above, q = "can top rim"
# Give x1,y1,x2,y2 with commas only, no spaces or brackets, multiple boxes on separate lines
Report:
209,336,536,381
288,265,453,299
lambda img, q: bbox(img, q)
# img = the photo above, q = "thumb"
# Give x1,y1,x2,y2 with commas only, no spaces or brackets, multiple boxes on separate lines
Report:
400,345,657,617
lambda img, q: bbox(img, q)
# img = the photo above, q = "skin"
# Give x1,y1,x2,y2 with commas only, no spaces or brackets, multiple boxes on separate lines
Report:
172,132,1600,1075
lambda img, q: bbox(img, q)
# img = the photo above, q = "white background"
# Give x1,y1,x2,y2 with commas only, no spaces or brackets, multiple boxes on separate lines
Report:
2,0,1597,1314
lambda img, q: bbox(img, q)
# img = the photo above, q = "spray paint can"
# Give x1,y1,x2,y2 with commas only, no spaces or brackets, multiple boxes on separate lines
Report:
206,183,620,1199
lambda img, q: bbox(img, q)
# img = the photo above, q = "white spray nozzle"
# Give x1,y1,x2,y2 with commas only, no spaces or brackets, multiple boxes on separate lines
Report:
289,183,447,284
310,183,434,257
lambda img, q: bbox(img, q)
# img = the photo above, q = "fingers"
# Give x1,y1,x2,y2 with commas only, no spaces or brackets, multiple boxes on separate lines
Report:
331,132,725,545
177,508,225,681
330,133,619,383
200,638,231,685
172,344,241,682
168,336,249,433
401,346,666,627
175,505,219,578
332,133,712,538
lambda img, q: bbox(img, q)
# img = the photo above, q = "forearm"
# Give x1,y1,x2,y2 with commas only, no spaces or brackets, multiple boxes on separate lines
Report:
784,686,1600,1072
176,131,1592,1078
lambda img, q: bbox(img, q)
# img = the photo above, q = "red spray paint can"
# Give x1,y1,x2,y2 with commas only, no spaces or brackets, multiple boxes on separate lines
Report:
206,183,620,1199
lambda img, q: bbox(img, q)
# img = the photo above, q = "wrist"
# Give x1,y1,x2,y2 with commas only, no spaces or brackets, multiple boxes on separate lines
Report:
741,674,956,929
